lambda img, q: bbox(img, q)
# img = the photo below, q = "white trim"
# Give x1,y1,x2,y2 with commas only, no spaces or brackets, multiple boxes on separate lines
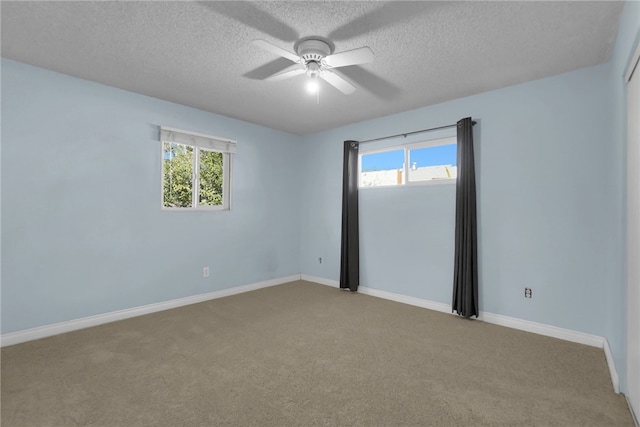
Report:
625,37,640,83
160,125,237,143
359,286,452,314
300,274,338,288
478,311,604,348
359,285,604,347
300,275,617,392
1,274,301,347
604,338,620,393
358,136,456,155
405,136,457,150
159,126,237,151
626,394,639,427
358,145,404,156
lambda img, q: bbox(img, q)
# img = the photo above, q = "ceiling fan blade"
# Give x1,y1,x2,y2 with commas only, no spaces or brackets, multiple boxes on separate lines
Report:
337,66,401,100
320,70,357,95
244,58,294,80
265,64,306,82
253,39,300,63
200,1,299,42
328,2,436,41
323,47,374,68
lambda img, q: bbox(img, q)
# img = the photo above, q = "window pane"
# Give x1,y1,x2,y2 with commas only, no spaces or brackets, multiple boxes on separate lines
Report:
360,149,404,187
199,149,223,206
163,142,193,207
408,143,457,182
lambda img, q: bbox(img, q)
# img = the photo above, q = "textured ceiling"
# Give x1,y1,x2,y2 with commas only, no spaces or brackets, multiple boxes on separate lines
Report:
1,1,624,135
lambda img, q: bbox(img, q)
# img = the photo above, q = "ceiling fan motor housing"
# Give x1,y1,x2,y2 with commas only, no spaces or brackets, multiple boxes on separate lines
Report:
297,38,332,65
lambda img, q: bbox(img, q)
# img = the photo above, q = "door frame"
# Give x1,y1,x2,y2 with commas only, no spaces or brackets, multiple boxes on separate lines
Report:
625,36,640,424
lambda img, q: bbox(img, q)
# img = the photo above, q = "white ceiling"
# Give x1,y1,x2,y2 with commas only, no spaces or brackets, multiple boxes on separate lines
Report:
1,1,624,135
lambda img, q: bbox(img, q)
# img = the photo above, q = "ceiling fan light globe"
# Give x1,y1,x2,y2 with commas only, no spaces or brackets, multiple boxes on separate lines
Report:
306,79,320,94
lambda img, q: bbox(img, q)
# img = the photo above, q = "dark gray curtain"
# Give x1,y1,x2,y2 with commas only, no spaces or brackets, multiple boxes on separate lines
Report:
340,140,359,291
452,117,478,317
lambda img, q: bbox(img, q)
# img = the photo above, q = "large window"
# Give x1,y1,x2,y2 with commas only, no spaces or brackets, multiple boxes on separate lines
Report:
160,127,236,210
359,136,456,187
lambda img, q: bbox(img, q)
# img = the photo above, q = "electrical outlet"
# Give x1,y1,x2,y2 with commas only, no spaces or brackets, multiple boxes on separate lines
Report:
525,288,532,298
203,267,210,278
318,257,322,264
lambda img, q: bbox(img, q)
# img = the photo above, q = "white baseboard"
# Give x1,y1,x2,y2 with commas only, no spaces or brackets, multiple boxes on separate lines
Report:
1,274,301,348
2,273,621,396
603,338,620,394
626,393,639,427
478,311,604,348
300,274,617,392
300,274,338,288
359,285,452,314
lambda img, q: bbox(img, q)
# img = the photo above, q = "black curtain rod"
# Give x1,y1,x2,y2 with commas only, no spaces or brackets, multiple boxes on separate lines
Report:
358,120,476,144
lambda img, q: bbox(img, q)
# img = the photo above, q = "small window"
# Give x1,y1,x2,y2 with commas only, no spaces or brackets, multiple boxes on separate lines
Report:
359,136,456,188
160,127,236,210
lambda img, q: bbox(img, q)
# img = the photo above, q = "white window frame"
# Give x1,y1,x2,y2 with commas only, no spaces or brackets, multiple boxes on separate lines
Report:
160,126,236,211
358,136,457,188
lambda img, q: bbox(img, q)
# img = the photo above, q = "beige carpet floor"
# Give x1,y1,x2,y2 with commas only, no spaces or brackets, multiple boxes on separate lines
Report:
1,280,634,426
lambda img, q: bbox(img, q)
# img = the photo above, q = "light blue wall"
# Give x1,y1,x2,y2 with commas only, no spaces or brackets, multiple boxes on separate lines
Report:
299,61,621,369
1,59,301,333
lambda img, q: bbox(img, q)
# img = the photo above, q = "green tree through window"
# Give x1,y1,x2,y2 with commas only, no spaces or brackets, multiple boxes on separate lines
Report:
163,142,193,208
163,142,224,208
199,149,223,206
160,126,234,210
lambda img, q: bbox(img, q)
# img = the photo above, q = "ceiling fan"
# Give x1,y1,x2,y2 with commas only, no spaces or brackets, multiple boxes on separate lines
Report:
252,36,374,95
